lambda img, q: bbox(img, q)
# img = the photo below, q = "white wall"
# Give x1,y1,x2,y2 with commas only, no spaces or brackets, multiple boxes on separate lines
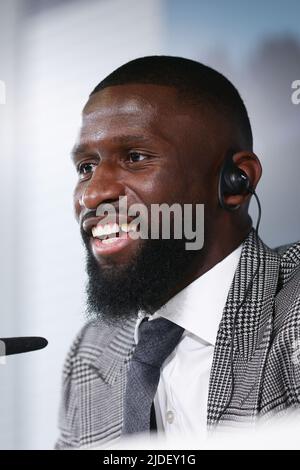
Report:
2,0,164,449
0,0,19,450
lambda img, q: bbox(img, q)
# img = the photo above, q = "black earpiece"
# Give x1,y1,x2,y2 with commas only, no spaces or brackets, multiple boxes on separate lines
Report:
218,154,252,211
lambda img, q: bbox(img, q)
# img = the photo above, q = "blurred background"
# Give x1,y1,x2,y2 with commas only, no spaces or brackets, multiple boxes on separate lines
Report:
0,0,299,449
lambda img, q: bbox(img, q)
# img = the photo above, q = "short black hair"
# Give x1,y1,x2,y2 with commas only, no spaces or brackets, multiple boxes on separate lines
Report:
90,55,253,150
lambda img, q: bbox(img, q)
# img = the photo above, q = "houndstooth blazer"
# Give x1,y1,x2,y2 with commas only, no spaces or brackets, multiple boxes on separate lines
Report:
55,229,300,449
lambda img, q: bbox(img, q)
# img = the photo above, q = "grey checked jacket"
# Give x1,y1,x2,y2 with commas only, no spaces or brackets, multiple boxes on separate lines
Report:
55,229,300,449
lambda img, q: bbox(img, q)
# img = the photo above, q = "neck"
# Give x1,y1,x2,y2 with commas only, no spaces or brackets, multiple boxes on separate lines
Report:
156,220,251,309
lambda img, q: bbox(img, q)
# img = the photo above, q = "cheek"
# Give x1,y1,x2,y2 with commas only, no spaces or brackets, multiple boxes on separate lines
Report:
73,184,82,221
138,166,186,205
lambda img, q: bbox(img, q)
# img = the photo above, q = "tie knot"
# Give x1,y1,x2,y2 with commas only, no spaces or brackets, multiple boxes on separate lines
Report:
133,316,184,369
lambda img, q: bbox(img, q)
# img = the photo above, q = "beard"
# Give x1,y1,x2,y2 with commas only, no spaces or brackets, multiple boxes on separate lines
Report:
81,228,198,326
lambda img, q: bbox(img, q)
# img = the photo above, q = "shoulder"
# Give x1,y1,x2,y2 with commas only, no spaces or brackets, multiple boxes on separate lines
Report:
265,240,300,373
260,246,300,412
273,239,300,331
267,242,300,385
62,319,122,379
56,318,136,449
61,316,137,381
278,240,300,283
274,263,300,331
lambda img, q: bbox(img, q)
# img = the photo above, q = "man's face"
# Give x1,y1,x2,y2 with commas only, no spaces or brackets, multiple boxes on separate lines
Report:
72,84,220,322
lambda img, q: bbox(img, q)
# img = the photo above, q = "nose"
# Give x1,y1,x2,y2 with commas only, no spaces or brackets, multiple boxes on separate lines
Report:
80,161,125,210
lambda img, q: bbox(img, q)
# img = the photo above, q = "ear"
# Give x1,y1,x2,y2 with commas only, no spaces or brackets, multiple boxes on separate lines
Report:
223,151,262,208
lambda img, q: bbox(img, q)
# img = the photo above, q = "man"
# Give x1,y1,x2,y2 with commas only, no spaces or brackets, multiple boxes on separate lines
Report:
56,56,300,449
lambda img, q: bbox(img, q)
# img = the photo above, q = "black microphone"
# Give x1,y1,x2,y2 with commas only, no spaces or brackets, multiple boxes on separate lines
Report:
0,337,48,356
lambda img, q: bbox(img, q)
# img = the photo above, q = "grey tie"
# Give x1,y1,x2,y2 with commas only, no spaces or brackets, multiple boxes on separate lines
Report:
122,316,184,435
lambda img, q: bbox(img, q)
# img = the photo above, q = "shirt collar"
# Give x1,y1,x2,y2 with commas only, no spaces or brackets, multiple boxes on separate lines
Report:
134,244,242,346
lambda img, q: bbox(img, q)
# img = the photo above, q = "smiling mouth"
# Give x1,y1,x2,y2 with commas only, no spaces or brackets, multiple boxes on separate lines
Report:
91,221,138,244
89,220,140,256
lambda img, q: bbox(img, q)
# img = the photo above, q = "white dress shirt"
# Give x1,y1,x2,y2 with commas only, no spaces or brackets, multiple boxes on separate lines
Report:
134,244,242,441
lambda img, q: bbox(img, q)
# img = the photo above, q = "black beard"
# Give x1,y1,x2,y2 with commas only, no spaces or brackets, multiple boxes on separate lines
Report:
81,228,198,326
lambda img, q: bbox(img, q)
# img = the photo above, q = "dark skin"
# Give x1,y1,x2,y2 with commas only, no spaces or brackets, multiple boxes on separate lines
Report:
72,83,262,304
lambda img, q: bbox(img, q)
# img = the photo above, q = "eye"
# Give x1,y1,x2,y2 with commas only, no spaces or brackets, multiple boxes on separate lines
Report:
77,162,96,177
128,152,147,163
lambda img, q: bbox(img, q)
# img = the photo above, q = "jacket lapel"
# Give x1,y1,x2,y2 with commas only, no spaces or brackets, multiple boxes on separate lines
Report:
207,229,281,426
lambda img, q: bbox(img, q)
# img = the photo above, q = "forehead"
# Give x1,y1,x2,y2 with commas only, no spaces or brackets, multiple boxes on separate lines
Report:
83,83,180,118
79,84,197,144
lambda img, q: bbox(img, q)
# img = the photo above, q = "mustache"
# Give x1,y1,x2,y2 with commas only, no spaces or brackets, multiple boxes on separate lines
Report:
79,198,125,227
79,210,96,227
79,207,132,229
80,223,91,246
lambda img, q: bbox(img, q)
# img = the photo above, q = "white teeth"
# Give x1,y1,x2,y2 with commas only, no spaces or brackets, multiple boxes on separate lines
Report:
120,223,138,233
92,221,138,238
130,224,138,232
91,226,100,237
92,222,120,238
107,223,119,234
120,223,130,232
101,237,118,245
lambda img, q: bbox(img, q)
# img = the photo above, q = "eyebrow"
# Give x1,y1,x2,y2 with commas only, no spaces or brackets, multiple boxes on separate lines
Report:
71,135,152,160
